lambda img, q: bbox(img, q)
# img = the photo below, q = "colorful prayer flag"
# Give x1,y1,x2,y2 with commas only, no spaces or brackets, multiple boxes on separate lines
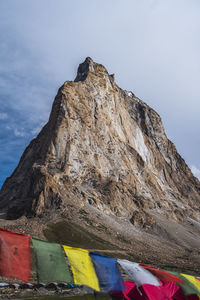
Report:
118,259,160,287
90,252,125,292
181,273,200,294
0,228,31,282
168,271,200,296
63,245,100,291
110,281,136,300
111,280,184,300
140,264,183,283
32,238,71,283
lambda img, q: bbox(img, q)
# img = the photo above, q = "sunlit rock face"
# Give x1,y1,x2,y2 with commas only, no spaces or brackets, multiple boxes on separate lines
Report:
0,57,200,226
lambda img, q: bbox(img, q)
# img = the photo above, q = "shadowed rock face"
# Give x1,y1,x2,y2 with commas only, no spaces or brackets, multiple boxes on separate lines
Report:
0,58,200,228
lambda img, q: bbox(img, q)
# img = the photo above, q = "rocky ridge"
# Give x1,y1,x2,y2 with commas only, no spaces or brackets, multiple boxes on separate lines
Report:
0,58,200,271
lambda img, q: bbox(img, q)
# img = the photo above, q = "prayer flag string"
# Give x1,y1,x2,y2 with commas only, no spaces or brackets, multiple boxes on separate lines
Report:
0,227,199,299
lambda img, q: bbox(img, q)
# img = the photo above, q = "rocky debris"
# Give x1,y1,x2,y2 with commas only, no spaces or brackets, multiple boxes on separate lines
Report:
0,281,85,299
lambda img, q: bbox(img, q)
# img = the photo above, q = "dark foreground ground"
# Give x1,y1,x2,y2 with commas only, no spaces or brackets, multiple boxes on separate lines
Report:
0,286,112,300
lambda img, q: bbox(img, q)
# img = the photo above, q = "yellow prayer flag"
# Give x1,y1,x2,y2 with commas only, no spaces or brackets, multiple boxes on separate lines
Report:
63,245,100,291
181,273,200,293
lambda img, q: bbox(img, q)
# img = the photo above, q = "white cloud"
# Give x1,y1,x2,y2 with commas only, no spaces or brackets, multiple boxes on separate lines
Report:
31,120,46,136
31,126,41,136
191,165,200,180
0,112,8,120
14,128,25,137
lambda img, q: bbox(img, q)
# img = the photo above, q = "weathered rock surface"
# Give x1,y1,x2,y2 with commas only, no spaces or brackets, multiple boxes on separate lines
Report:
1,57,199,221
0,57,200,271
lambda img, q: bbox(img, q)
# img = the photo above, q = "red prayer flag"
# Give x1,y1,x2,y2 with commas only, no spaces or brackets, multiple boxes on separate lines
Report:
111,280,184,300
0,228,31,282
140,264,183,284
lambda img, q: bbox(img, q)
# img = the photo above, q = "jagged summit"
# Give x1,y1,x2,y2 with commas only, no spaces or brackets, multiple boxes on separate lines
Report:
74,57,93,82
74,57,115,83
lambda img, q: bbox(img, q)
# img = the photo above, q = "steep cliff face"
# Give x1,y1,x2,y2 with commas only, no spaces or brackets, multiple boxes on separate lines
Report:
0,58,200,228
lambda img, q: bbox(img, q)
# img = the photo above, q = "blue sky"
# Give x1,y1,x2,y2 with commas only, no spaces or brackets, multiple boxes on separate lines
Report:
0,0,200,188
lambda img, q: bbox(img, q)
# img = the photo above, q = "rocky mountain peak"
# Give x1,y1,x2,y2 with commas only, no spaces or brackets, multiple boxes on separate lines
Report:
0,58,199,229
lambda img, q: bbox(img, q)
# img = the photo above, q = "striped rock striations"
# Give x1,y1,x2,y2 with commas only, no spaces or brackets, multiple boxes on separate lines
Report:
0,57,200,229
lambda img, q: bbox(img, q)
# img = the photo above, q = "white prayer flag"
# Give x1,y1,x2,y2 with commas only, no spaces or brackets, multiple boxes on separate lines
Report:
118,259,160,287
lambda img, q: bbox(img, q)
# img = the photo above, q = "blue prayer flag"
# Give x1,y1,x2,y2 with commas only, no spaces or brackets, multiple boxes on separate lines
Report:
90,252,125,292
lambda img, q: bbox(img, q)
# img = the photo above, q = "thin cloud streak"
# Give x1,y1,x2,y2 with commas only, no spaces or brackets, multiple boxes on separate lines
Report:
191,165,200,180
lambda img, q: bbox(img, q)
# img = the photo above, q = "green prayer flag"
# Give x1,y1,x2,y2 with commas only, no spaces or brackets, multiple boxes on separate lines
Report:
168,271,200,296
32,238,71,283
